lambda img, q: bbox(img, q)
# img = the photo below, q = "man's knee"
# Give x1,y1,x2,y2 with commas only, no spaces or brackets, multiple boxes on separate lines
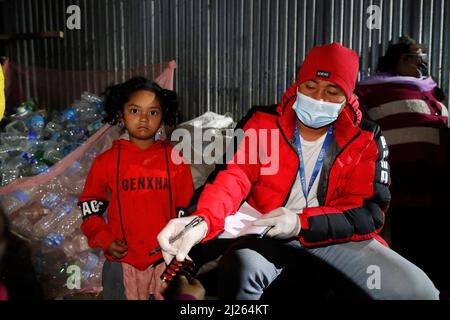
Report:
391,266,439,300
220,248,275,280
368,257,440,300
219,248,281,300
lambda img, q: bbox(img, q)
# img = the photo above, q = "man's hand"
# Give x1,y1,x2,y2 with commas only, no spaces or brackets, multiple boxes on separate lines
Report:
157,216,208,264
253,207,301,239
107,239,128,259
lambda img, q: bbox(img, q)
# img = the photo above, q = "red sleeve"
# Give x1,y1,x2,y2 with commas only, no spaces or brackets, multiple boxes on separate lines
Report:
298,128,390,246
192,113,263,241
78,157,115,252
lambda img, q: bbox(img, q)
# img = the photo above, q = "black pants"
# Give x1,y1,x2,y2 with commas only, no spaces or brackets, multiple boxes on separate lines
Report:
101,260,127,300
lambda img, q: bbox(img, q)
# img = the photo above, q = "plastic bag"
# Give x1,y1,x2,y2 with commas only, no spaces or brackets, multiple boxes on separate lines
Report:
173,112,235,190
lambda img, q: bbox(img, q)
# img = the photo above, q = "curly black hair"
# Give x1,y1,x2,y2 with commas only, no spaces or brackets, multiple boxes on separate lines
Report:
377,36,426,73
102,76,181,127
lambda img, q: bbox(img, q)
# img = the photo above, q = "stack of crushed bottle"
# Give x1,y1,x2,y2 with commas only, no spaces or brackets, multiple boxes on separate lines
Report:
0,92,116,298
0,92,106,186
1,159,106,298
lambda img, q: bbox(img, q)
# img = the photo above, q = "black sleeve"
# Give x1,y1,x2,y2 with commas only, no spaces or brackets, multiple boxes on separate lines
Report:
342,121,391,236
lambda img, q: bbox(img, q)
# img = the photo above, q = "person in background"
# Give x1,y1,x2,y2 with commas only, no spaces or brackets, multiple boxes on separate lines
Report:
158,43,439,300
78,77,193,300
356,36,450,297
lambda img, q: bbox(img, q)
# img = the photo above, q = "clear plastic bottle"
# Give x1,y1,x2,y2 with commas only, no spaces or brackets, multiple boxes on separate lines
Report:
72,234,90,253
25,113,46,132
54,210,82,238
40,192,63,209
44,121,63,140
0,156,29,186
43,232,65,247
0,189,34,215
87,118,105,136
81,92,103,105
44,178,70,199
0,144,21,156
20,140,48,172
59,107,78,123
79,147,100,169
43,142,65,164
60,174,86,195
33,197,77,237
57,161,87,194
30,163,50,175
20,151,38,165
73,93,104,126
20,203,52,224
10,215,34,238
63,124,87,143
75,251,100,281
72,100,94,122
81,262,103,290
4,119,28,134
77,251,100,271
0,130,39,147
1,168,19,186
66,161,85,175
62,239,77,258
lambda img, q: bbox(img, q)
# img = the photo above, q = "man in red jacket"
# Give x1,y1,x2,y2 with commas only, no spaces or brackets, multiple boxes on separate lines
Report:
158,43,439,300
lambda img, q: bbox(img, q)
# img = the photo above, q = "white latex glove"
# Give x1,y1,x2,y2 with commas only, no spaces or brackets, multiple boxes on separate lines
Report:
253,207,301,239
157,216,208,264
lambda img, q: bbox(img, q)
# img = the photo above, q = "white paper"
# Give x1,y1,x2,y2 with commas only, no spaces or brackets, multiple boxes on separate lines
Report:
218,202,271,239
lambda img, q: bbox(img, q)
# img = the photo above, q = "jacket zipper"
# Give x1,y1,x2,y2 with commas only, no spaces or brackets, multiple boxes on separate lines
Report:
278,121,362,207
275,95,298,207
277,121,300,207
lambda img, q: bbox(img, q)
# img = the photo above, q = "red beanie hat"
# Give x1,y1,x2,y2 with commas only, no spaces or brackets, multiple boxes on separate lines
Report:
297,43,360,101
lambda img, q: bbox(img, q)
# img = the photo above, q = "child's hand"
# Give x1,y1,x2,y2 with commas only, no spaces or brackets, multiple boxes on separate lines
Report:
161,275,206,300
176,275,205,300
107,240,128,259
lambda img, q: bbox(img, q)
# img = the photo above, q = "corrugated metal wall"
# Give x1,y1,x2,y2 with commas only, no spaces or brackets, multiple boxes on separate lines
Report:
2,0,450,120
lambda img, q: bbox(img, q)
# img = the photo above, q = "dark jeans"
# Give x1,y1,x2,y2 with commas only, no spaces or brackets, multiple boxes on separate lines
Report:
101,260,127,300
191,237,439,300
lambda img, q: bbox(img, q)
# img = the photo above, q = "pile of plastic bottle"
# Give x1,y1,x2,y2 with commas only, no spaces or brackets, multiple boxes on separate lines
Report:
2,169,105,298
0,92,106,187
0,92,116,298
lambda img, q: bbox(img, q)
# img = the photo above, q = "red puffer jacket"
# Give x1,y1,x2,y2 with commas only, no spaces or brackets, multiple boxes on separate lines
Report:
189,81,391,247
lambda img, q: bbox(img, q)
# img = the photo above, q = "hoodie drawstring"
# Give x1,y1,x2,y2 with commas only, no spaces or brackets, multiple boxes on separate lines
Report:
116,141,128,245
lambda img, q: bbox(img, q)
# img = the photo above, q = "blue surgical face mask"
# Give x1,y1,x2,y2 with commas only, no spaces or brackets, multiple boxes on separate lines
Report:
292,92,345,129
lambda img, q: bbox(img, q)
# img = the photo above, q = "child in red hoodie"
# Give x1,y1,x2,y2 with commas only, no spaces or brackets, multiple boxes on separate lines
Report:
78,77,193,300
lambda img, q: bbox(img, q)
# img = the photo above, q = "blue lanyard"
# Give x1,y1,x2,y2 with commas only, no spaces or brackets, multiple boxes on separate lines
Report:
294,125,334,205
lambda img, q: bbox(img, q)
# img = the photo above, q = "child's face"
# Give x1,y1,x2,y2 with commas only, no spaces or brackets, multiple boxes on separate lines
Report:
122,90,163,142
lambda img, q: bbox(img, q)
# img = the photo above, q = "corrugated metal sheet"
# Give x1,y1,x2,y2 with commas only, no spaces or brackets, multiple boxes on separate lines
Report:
2,0,450,120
